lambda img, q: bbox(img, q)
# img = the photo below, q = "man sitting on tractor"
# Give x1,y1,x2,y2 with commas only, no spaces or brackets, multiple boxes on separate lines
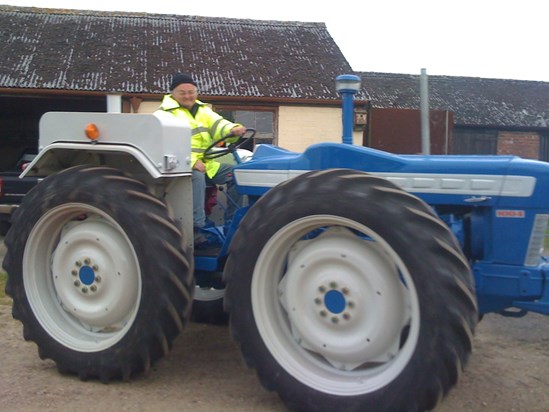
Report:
157,72,247,246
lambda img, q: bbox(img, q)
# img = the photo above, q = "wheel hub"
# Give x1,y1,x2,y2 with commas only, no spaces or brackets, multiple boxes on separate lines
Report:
51,217,139,329
78,265,96,286
315,284,354,324
71,259,102,294
278,228,408,370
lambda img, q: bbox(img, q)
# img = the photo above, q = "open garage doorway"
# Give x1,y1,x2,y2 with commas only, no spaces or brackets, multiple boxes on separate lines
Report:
0,94,106,171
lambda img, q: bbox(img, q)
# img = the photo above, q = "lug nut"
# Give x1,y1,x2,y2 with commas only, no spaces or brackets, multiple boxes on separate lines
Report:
95,276,102,283
331,317,339,324
329,281,338,289
81,287,88,293
320,310,327,317
71,270,77,276
342,287,350,295
90,285,97,292
92,264,99,271
318,285,326,293
74,280,81,287
84,258,91,265
75,261,82,267
343,313,351,320
314,298,322,305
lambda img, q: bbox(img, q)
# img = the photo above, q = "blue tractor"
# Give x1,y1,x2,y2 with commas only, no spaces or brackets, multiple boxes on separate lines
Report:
3,110,548,411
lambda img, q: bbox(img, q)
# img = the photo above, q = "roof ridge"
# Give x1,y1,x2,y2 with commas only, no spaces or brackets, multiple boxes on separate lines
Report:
358,71,549,84
0,5,326,27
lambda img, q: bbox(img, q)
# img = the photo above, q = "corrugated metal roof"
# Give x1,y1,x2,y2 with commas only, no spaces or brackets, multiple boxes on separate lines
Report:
0,5,355,100
360,72,549,128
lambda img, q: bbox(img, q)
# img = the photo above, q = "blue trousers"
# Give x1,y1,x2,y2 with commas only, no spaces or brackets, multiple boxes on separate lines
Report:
192,163,236,228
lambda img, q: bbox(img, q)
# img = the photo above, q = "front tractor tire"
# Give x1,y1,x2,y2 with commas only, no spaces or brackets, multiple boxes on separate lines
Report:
2,166,194,381
224,169,478,412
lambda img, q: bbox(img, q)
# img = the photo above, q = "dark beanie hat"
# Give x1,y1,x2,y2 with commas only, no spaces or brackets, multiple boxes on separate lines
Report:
170,72,197,90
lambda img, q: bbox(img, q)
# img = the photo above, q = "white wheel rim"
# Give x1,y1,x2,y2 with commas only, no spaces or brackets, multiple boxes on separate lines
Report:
251,215,421,396
194,286,225,302
23,203,141,352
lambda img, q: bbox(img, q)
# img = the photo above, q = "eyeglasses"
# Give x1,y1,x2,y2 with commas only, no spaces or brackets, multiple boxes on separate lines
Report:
174,89,197,96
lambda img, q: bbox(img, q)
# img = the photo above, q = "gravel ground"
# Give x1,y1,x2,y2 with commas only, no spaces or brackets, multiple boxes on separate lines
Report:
1,238,548,412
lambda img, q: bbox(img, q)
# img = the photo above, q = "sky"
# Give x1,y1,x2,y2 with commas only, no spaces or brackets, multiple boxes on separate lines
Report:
4,0,548,82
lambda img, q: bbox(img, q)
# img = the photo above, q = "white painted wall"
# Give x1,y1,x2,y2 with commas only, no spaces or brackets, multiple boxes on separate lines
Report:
138,101,161,114
278,106,362,152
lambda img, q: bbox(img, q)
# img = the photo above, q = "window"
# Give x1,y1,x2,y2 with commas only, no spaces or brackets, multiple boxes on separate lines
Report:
216,107,277,146
452,128,497,155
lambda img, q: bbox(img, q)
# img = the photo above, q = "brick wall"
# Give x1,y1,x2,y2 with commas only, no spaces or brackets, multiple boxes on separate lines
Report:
497,131,540,159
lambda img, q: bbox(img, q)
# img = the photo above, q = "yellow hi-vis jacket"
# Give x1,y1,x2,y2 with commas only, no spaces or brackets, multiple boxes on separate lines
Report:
158,94,241,178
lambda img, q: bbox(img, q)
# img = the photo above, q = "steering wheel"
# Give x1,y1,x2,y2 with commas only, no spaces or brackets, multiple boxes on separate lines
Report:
202,128,256,160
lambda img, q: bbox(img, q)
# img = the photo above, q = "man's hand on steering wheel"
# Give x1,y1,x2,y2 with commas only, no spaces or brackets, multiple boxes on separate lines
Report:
231,125,247,137
203,128,256,160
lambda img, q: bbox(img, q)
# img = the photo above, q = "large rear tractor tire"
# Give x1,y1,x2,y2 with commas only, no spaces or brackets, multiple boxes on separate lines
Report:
2,165,194,382
224,169,478,412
